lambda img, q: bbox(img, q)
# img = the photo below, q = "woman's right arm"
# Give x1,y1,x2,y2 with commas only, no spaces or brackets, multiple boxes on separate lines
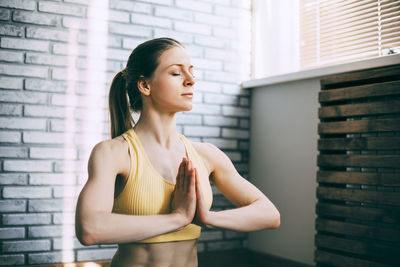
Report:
75,139,196,246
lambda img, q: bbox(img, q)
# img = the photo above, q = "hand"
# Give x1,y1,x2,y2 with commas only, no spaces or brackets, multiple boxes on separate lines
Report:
193,167,211,227
171,158,197,226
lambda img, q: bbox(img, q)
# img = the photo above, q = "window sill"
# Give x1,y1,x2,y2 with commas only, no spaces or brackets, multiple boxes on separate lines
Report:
241,54,400,89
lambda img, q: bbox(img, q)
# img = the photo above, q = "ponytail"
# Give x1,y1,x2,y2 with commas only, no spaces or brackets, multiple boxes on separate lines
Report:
108,70,134,139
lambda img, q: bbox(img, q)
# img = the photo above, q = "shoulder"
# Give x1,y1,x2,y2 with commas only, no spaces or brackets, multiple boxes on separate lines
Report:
190,141,230,173
91,136,127,158
191,141,218,156
88,135,129,175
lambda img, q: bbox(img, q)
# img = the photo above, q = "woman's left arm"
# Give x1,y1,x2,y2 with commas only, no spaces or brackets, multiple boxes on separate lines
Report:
194,143,280,232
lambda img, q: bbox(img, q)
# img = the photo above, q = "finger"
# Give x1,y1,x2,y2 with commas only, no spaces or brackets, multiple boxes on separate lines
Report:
189,167,196,193
182,158,189,189
186,160,193,191
177,159,185,189
195,168,201,199
182,159,187,189
194,169,201,222
183,159,188,186
187,162,196,194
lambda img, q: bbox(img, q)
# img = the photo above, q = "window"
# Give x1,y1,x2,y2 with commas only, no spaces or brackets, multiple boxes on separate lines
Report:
252,0,400,79
300,0,400,69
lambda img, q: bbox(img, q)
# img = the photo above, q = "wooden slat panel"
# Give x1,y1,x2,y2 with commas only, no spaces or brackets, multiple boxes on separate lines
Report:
316,203,400,224
317,154,400,168
320,65,400,88
318,118,400,134
319,100,400,118
316,65,400,267
319,80,400,103
317,187,400,206
315,234,400,263
315,250,397,267
317,171,400,186
316,218,400,242
318,136,400,150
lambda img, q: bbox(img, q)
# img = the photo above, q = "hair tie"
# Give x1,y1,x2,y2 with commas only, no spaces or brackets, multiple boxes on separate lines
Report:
121,68,127,78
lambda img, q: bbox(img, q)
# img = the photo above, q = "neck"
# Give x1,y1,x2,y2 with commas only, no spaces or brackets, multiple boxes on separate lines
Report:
133,108,179,149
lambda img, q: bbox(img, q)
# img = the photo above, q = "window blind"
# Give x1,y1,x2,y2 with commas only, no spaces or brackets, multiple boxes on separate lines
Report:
300,0,400,69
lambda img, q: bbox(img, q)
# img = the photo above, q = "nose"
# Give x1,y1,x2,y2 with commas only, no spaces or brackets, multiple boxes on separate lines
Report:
184,72,195,87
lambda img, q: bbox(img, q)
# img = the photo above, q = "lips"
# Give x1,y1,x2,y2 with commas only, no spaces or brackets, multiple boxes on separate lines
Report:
182,93,193,96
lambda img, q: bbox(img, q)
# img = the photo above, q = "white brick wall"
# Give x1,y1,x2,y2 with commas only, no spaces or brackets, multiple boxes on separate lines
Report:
29,251,75,265
38,1,86,17
0,227,25,239
0,200,26,212
0,63,48,78
0,0,36,11
76,248,117,261
0,24,24,37
0,77,23,90
13,10,60,26
2,240,51,252
3,213,51,225
26,27,69,42
0,50,24,63
0,0,251,265
0,174,27,185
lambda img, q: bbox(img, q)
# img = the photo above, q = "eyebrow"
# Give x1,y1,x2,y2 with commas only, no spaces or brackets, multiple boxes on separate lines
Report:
167,64,194,69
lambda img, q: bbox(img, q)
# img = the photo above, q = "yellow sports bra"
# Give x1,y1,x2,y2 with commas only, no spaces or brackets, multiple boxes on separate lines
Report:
112,128,213,243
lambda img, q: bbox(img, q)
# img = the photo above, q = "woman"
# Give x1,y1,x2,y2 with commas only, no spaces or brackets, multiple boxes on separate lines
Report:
75,38,280,267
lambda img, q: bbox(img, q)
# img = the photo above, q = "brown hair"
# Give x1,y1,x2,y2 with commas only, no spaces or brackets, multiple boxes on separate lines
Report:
108,37,183,138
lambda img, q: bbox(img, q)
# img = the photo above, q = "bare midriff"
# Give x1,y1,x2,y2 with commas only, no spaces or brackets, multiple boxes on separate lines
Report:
110,239,198,267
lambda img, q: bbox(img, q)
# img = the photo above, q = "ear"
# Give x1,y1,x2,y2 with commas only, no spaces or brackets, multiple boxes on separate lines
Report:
137,75,151,96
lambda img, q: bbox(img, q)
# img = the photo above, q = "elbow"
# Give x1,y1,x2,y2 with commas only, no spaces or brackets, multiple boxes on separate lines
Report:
75,217,99,246
261,200,280,229
78,231,96,246
271,211,280,229
264,207,280,229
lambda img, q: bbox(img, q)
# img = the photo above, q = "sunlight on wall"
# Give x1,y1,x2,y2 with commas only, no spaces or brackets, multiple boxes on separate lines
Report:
237,9,252,82
252,0,300,78
62,24,79,263
83,0,109,147
62,0,109,262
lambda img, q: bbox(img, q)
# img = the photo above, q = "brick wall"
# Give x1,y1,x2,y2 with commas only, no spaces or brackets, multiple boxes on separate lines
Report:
0,0,252,265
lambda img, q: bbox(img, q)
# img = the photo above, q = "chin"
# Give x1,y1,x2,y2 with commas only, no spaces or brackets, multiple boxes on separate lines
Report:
180,103,193,112
183,106,193,112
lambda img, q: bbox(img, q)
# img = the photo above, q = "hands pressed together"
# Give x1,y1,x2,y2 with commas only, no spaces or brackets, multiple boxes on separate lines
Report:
171,157,210,228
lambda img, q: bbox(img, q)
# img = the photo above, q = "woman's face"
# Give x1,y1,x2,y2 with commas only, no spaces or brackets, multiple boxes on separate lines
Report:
145,46,195,113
